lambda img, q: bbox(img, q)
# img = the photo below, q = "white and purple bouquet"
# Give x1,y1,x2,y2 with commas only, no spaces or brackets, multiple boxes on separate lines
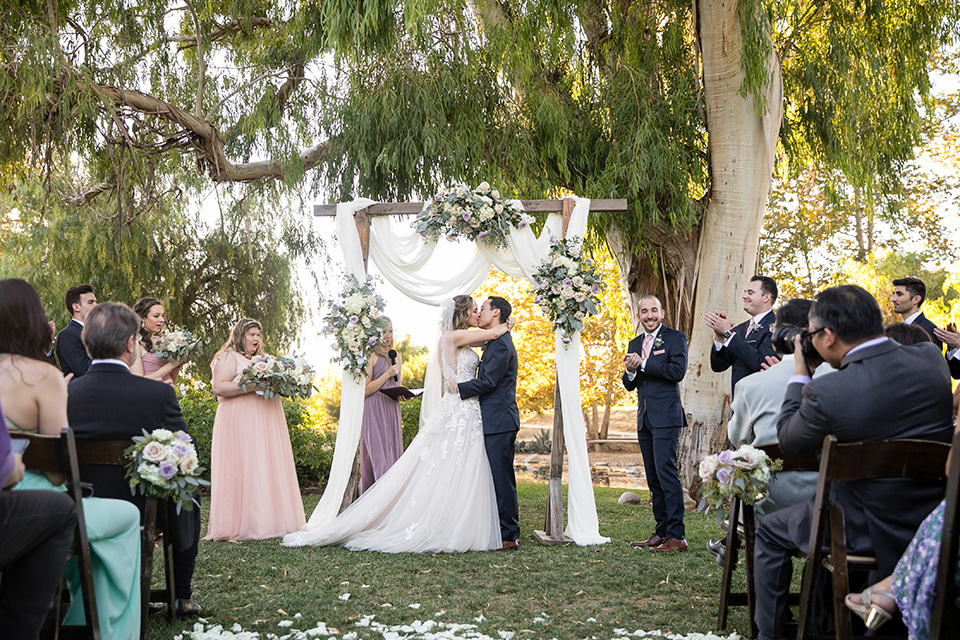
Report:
152,328,207,362
323,274,391,381
124,429,209,513
415,181,535,249
697,443,783,524
237,353,315,400
529,236,604,347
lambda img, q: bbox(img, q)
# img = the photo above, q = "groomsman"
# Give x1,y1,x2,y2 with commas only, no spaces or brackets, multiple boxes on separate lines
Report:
892,276,960,378
55,284,97,378
67,302,203,617
706,275,777,395
623,295,688,553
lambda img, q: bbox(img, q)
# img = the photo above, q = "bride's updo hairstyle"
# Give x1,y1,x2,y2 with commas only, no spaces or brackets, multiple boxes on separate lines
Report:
451,295,474,331
134,296,163,351
221,318,263,357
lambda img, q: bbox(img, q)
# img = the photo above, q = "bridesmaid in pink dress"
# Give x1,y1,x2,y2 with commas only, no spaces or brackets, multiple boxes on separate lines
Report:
131,297,181,386
360,320,404,493
205,318,305,540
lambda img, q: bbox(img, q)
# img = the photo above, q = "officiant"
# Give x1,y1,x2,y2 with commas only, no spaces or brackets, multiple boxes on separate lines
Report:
360,319,405,494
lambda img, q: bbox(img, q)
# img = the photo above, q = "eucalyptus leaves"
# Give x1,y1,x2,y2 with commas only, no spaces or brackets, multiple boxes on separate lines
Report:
530,236,604,345
324,274,392,381
415,182,534,249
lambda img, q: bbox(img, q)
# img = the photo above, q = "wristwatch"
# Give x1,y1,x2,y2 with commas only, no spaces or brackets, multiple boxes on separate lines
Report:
723,329,734,340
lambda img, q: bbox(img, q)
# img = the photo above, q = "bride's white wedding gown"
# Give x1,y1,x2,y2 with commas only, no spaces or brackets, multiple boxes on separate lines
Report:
281,347,501,552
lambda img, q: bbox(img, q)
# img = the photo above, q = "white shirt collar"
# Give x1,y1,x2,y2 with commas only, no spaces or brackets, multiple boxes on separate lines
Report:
752,309,773,324
90,359,130,370
644,324,662,339
72,318,85,327
902,310,922,325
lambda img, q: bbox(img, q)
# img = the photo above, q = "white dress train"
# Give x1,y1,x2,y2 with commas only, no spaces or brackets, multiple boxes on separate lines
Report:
282,348,501,553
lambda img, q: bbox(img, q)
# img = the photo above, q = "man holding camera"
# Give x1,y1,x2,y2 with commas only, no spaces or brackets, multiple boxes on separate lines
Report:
706,275,778,395
751,285,953,640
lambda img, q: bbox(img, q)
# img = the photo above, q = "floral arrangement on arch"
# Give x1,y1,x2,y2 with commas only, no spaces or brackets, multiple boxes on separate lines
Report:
323,274,392,381
414,181,535,249
237,354,315,400
152,328,207,362
697,444,783,524
529,236,604,346
124,429,209,513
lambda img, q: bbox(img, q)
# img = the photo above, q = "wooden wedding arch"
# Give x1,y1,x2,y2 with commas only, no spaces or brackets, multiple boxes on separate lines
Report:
314,196,628,545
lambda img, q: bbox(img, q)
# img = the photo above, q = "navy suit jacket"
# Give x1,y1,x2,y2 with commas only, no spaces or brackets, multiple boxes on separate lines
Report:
912,313,960,379
776,339,953,575
710,312,776,392
55,320,91,378
457,333,520,436
622,326,688,428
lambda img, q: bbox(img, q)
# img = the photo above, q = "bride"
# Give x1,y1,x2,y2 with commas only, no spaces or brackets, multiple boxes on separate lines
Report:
282,294,509,552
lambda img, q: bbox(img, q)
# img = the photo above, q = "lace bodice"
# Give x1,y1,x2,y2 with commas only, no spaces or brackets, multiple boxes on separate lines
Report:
450,348,480,383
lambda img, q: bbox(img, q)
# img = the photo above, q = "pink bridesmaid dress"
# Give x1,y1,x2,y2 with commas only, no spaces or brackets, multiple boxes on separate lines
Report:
141,351,175,386
205,351,305,540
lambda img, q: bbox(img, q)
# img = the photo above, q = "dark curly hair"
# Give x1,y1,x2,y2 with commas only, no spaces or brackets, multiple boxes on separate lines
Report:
133,297,163,352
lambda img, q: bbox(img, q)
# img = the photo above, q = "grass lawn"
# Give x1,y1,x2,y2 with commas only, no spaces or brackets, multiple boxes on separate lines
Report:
148,483,760,639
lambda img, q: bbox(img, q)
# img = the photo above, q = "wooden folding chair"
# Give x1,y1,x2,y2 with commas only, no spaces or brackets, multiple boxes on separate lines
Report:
929,428,960,640
73,439,177,636
716,443,820,637
796,435,950,640
18,428,101,640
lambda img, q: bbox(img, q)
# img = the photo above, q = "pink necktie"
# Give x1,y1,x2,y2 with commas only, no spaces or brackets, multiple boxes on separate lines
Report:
747,318,755,335
642,334,654,360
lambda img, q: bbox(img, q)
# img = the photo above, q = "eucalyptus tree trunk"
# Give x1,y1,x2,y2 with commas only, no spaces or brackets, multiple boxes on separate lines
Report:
676,0,784,490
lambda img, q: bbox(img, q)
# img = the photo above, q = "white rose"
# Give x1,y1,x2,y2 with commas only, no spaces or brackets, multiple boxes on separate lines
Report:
477,181,490,191
699,455,718,480
178,454,199,475
572,276,584,287
732,445,763,470
560,287,575,299
574,311,585,320
142,441,168,462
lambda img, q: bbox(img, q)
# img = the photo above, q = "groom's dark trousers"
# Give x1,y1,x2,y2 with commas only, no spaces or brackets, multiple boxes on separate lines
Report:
459,332,521,543
67,363,201,601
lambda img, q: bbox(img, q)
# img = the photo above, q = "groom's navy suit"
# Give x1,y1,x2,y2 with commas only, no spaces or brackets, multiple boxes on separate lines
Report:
458,331,520,543
623,325,688,540
66,363,201,601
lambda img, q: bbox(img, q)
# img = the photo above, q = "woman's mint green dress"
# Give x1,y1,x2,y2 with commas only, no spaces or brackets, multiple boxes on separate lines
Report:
8,420,141,639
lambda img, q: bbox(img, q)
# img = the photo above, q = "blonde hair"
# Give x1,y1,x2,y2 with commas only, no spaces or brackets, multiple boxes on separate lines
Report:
220,318,263,356
452,295,474,331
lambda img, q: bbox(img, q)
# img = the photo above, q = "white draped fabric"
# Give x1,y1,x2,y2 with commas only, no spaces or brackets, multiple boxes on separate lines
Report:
304,197,609,546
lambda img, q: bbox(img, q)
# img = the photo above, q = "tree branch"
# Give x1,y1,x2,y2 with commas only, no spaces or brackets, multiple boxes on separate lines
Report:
168,17,272,48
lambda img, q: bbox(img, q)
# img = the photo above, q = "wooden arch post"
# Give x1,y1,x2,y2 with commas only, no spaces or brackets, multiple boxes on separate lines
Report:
315,198,629,525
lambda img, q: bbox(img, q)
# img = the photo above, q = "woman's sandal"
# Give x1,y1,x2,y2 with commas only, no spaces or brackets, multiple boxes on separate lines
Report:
843,586,897,631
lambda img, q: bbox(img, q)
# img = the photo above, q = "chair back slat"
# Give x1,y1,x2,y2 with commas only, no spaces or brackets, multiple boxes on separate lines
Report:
73,439,130,466
756,442,820,473
829,439,951,483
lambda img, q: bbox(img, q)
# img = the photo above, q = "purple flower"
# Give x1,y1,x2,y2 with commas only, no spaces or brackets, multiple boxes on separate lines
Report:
563,278,573,286
349,315,359,324
518,221,528,229
716,467,733,486
159,461,177,480
717,450,733,465
562,337,571,344
368,336,378,346
478,231,487,238
172,443,191,457
550,235,557,243
462,212,472,221
420,231,427,237
592,285,600,293
176,430,191,442
434,194,442,201
366,274,374,281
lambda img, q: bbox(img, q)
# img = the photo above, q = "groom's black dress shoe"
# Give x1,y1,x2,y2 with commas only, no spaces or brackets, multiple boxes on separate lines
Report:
175,598,203,617
499,540,519,551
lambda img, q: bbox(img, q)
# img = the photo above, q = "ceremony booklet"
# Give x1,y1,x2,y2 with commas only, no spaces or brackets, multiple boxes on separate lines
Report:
379,386,423,401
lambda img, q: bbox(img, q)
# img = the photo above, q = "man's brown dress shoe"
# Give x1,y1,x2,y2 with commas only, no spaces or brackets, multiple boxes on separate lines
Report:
630,534,665,548
499,540,519,551
650,538,688,553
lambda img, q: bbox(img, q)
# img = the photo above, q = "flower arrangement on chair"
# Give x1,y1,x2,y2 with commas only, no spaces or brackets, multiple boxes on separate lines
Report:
529,236,604,347
697,443,783,524
414,181,535,249
125,429,209,513
324,273,392,382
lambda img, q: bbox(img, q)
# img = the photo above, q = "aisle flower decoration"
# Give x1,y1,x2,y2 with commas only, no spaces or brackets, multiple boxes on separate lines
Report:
414,181,535,249
697,443,783,524
323,274,392,381
125,429,209,513
152,327,207,362
530,236,604,346
237,353,316,400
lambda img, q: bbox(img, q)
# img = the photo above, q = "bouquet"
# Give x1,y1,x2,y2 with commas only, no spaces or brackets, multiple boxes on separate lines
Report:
152,328,206,362
414,181,535,249
697,443,783,524
323,274,392,381
124,429,209,513
237,353,315,400
530,236,604,346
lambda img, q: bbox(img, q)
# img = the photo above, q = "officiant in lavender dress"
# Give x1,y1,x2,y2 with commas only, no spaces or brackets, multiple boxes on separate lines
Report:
360,319,404,494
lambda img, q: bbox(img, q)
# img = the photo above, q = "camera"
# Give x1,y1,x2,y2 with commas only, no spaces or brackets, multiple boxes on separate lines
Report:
772,325,822,365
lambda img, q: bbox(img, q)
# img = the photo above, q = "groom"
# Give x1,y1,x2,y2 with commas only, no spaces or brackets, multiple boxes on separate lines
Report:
458,296,521,551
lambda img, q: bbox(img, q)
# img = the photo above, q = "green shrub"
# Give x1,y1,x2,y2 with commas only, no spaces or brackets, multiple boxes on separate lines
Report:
400,396,422,448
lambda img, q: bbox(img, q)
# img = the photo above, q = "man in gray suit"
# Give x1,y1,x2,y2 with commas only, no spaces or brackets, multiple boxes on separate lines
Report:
753,285,953,640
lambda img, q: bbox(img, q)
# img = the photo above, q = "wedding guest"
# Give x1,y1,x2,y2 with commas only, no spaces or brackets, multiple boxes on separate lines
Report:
205,318,305,540
67,302,203,617
885,322,933,346
844,411,960,637
0,400,78,640
55,283,97,378
130,297,182,386
360,318,404,494
0,280,142,638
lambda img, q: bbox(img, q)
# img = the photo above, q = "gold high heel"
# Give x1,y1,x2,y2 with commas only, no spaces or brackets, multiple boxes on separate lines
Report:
843,586,896,631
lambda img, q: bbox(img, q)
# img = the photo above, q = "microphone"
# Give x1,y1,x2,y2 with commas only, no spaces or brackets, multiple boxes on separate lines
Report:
388,349,398,382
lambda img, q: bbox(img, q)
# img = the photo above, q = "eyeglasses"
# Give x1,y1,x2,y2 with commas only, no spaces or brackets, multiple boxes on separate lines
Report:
805,327,827,340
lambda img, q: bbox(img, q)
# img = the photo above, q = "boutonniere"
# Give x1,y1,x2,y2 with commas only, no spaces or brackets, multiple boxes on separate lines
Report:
750,322,766,334
653,335,664,350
